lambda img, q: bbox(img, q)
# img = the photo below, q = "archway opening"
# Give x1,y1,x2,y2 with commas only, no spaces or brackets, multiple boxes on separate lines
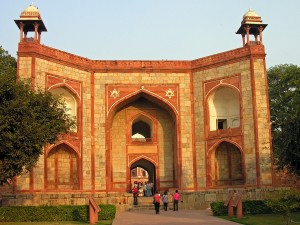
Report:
130,159,156,196
211,141,244,186
131,116,152,142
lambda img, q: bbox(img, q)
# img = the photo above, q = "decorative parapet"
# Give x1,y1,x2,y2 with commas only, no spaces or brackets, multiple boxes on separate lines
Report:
18,42,265,73
191,45,265,70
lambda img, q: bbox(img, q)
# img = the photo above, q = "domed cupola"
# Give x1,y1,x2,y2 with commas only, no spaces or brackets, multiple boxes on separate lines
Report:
15,3,47,43
236,9,267,46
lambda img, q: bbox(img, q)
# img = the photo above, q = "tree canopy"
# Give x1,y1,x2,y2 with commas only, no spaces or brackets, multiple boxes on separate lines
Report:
0,46,16,80
0,46,74,184
268,64,300,178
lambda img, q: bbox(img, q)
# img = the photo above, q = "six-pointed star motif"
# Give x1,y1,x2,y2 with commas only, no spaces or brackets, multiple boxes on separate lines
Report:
165,88,175,99
110,89,120,99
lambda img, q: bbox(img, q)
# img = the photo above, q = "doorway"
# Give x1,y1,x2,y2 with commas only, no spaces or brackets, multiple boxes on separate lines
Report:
130,159,156,195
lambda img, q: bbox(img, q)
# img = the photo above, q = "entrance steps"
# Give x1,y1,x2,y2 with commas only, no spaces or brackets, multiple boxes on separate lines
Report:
129,197,173,211
130,197,155,211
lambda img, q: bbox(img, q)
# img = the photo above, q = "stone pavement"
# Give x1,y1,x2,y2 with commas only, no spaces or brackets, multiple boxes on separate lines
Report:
112,209,240,225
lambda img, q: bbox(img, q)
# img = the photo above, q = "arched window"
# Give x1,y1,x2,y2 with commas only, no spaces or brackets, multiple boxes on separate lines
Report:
131,116,152,142
208,86,240,131
211,142,243,186
50,87,77,132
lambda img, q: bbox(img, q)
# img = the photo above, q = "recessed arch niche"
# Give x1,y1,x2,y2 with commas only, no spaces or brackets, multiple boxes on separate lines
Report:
46,143,79,190
208,86,240,131
50,87,78,132
210,141,244,186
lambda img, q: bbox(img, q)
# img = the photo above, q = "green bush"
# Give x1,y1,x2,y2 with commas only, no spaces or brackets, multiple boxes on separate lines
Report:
210,200,273,216
99,204,116,220
243,200,273,215
265,190,300,225
210,202,227,216
0,204,116,222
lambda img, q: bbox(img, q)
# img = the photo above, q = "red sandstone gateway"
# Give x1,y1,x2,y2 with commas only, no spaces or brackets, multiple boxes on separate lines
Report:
1,5,278,210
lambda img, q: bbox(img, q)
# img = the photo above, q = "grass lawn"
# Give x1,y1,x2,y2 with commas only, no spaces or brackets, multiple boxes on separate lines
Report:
220,212,300,225
0,220,112,225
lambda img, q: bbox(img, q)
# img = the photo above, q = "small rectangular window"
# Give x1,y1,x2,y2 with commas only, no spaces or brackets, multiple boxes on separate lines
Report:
217,119,227,130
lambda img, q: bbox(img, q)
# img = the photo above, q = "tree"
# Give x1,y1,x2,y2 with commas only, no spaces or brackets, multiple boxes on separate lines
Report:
0,46,74,184
0,46,16,80
268,64,300,178
266,190,300,225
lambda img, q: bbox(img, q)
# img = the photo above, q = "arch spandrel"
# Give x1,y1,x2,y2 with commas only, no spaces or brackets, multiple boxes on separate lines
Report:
46,74,82,100
128,154,158,167
204,75,241,98
45,141,80,158
106,85,179,118
207,139,243,157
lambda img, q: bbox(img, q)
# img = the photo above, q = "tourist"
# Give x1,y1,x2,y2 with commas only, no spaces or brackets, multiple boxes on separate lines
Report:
173,190,180,211
138,184,144,196
153,191,161,214
143,182,147,196
162,191,168,211
132,184,139,205
146,182,152,196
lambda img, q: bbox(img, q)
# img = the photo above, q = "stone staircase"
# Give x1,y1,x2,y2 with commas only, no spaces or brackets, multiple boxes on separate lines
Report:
129,197,156,211
129,196,175,211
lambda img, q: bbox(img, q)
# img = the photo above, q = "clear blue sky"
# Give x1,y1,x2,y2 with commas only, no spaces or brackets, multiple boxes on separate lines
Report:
1,0,300,68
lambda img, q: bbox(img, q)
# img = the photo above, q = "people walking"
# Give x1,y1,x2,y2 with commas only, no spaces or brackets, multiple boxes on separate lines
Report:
162,191,168,211
153,191,161,214
173,190,180,211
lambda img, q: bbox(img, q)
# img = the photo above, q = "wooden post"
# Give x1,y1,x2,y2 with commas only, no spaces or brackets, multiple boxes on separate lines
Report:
88,196,101,225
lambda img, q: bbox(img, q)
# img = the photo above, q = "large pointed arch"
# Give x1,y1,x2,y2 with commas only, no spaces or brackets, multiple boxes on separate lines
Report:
106,90,181,192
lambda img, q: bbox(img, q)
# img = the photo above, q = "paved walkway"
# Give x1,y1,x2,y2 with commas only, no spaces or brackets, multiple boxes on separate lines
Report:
112,209,240,225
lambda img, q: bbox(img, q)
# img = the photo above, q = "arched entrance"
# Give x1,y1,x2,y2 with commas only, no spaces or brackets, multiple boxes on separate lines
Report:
107,90,179,192
130,159,156,195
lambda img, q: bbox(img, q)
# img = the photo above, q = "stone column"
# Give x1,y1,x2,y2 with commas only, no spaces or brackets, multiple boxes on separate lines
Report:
19,22,24,42
34,22,39,42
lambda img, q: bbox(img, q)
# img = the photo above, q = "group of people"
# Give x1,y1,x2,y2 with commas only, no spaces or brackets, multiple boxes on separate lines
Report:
131,183,180,214
153,190,180,214
131,182,154,205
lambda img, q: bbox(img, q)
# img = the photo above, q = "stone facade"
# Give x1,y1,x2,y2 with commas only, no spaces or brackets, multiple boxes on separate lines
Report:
0,6,279,209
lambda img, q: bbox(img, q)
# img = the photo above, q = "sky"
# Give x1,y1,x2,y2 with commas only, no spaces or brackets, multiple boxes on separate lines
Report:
1,0,300,68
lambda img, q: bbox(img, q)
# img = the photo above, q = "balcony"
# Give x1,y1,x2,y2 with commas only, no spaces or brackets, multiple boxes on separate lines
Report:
131,137,152,143
208,127,241,139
